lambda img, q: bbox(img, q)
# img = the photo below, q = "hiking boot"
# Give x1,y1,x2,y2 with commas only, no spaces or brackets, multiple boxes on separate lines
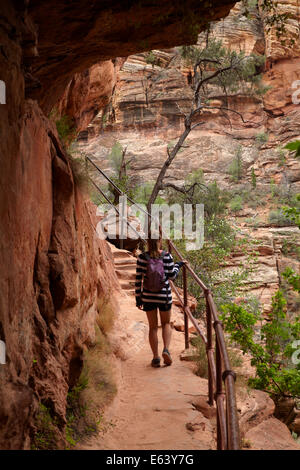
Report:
151,357,161,368
162,348,172,366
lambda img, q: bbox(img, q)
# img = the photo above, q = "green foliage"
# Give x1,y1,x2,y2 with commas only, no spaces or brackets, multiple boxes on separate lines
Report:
166,172,257,311
277,147,287,167
65,372,89,448
179,38,266,96
257,1,294,44
144,51,161,67
189,335,242,378
228,185,268,210
190,336,209,378
228,145,243,182
251,167,257,189
270,177,279,198
31,403,59,450
106,141,135,200
230,195,243,213
269,209,294,227
282,196,300,229
220,291,300,398
132,181,165,206
63,326,117,448
68,155,90,190
281,237,300,261
108,142,125,175
54,114,76,146
255,132,269,145
282,267,300,294
285,140,300,158
240,0,258,19
166,172,229,220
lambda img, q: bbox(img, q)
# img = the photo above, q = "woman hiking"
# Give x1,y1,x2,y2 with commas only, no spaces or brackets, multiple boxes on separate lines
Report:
135,236,184,368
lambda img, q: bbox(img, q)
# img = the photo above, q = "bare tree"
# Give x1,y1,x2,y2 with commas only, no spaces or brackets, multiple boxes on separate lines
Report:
146,39,265,212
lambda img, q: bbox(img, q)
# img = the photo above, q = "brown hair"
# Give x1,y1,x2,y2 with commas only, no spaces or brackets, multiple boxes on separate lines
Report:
147,237,161,259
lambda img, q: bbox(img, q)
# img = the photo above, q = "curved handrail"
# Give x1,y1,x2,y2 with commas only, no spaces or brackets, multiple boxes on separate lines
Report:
85,156,240,450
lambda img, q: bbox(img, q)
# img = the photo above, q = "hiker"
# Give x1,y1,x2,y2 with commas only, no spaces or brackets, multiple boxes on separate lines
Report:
135,236,185,368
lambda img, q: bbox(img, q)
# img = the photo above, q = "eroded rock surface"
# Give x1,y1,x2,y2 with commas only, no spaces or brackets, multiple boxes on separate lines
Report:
78,2,300,314
0,0,241,451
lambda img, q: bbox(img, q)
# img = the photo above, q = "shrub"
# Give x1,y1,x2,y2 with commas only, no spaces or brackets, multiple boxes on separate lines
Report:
190,336,209,378
97,296,117,334
189,336,243,379
31,404,59,450
284,140,300,158
255,132,268,145
68,155,90,191
251,167,257,189
228,145,243,182
145,50,161,67
220,291,300,399
65,326,117,447
268,209,294,226
283,194,300,228
230,195,243,212
270,177,280,198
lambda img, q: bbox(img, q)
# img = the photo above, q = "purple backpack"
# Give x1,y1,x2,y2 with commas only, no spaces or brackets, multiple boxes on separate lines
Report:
143,251,166,292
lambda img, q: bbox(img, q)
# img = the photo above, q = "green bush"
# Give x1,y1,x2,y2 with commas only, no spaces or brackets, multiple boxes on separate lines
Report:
189,335,243,379
269,209,294,227
31,404,59,450
255,132,268,145
190,336,209,378
145,51,161,67
56,115,76,146
228,145,243,182
230,195,243,212
220,291,300,399
251,167,257,189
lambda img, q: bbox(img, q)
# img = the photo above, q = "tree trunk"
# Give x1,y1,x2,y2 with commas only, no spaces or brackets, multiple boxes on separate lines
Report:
146,123,191,212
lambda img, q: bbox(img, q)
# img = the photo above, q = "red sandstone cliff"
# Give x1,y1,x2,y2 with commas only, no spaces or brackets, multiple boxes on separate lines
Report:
77,2,300,315
0,0,236,450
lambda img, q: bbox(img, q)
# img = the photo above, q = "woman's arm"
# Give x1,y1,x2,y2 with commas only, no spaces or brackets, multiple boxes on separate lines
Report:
164,253,183,281
135,255,146,306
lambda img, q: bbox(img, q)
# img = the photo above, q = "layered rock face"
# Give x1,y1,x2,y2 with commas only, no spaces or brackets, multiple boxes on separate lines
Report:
79,2,300,313
0,0,238,450
26,0,236,113
58,59,126,134
0,99,121,449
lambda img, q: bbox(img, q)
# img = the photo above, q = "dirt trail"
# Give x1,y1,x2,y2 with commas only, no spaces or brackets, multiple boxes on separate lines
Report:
79,247,215,450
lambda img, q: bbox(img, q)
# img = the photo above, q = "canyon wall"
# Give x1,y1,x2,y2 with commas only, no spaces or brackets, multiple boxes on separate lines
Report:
0,0,237,450
79,2,300,314
0,98,122,449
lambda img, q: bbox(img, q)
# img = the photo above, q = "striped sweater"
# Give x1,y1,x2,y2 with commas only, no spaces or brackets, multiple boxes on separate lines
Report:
135,251,181,306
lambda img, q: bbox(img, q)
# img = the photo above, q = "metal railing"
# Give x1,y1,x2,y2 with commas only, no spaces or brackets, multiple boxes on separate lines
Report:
85,156,240,450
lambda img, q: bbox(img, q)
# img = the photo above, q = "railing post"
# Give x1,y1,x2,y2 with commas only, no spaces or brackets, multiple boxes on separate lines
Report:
119,193,124,250
205,292,214,407
182,264,189,350
215,337,227,450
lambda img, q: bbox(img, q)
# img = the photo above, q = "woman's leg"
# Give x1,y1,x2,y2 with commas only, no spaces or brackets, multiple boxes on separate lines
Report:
146,309,159,358
159,308,172,351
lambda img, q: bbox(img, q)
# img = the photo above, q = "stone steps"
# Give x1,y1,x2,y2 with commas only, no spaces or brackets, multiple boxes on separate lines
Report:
115,263,137,271
114,258,137,266
116,270,136,281
119,279,136,290
112,245,137,296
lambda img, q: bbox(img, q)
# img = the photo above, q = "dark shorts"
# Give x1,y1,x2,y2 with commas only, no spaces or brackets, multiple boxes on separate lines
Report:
143,302,172,312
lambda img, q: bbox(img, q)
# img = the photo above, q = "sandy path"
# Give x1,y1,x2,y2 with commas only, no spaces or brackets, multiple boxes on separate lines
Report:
80,295,215,450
